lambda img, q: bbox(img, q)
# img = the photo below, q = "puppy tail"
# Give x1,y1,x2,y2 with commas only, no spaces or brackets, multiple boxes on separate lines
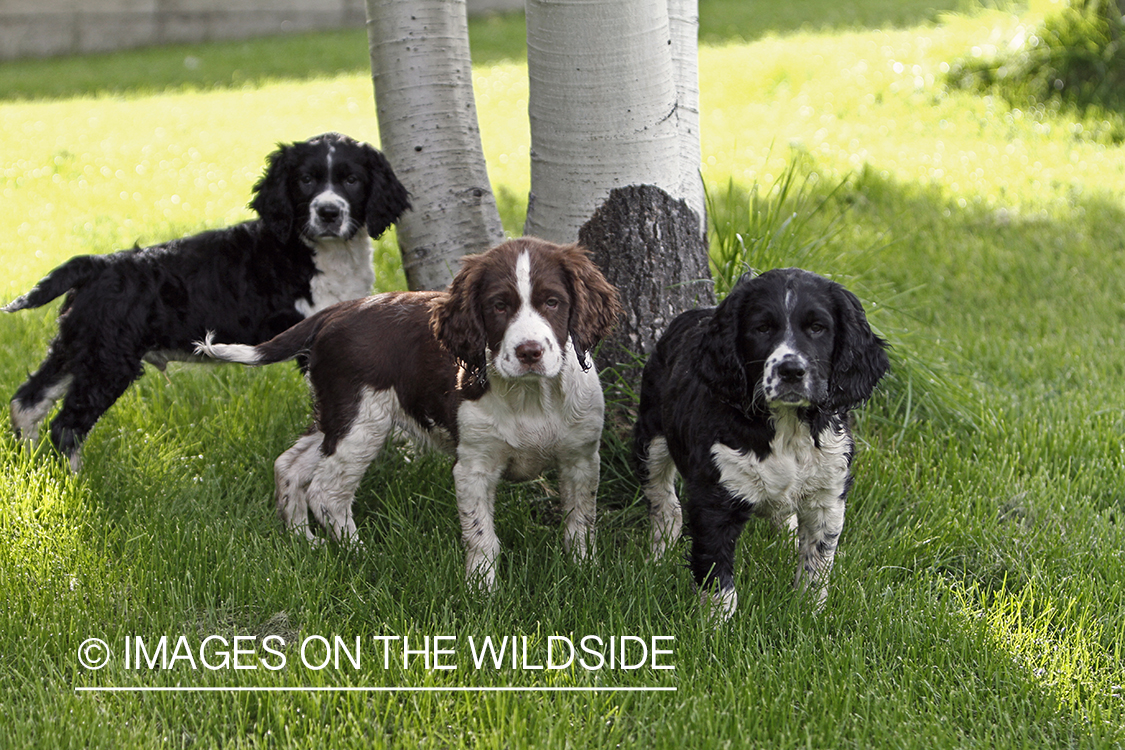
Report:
194,334,266,365
3,255,109,312
194,312,327,366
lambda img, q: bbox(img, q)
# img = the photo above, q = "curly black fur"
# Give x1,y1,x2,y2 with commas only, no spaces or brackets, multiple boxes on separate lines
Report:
4,132,410,468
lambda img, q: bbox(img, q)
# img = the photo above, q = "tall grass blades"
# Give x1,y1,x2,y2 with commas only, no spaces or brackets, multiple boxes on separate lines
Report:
707,151,853,298
706,155,990,440
953,578,1123,724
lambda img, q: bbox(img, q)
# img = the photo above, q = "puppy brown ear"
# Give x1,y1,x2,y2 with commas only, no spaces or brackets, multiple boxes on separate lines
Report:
430,254,488,384
562,244,621,367
363,146,411,239
250,143,295,241
827,284,889,410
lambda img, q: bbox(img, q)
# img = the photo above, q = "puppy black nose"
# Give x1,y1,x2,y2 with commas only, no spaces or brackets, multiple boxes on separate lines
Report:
316,203,341,222
777,360,807,383
515,341,544,365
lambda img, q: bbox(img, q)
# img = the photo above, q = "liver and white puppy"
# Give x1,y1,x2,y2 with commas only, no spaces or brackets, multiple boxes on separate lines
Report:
633,268,888,617
197,237,620,590
4,132,410,470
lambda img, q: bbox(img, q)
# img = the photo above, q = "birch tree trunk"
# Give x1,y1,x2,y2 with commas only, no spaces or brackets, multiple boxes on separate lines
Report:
668,0,705,226
525,0,711,393
580,185,713,389
366,0,506,291
523,0,683,244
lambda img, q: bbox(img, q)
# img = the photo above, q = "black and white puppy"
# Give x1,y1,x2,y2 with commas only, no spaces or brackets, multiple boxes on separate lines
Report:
4,132,410,470
633,268,889,617
196,238,621,590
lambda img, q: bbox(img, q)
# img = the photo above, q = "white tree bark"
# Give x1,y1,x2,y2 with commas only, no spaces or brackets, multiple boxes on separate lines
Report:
523,0,686,244
366,0,506,291
668,0,705,226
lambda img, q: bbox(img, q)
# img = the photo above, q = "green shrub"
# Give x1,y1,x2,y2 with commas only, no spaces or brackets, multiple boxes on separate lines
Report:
948,0,1125,110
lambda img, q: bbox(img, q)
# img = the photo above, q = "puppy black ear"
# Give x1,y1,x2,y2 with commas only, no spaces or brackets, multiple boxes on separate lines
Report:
364,147,411,239
697,283,749,407
250,143,295,241
562,244,621,369
827,284,889,410
430,254,488,386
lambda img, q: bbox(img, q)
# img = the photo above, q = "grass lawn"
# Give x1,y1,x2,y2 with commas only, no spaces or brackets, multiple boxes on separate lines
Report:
2,1,1124,747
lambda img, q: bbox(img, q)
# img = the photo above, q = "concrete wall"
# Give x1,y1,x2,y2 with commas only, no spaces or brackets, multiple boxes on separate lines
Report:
0,0,522,61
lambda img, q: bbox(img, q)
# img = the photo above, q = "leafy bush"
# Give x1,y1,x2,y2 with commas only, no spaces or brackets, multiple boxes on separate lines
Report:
948,0,1125,110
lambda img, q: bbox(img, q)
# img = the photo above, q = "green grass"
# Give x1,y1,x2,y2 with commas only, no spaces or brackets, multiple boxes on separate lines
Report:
3,1,1125,747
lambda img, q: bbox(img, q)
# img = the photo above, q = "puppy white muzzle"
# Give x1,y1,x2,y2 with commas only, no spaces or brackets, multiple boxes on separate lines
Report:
762,347,814,406
306,191,353,239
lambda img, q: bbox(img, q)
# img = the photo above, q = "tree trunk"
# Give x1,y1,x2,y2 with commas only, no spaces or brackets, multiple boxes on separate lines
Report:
526,0,710,395
366,0,506,291
579,184,713,399
523,0,683,244
668,0,705,226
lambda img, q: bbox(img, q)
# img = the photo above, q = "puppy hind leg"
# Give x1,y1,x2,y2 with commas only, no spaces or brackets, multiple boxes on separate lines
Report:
640,436,682,560
48,356,144,471
274,432,324,542
304,392,396,544
10,347,72,444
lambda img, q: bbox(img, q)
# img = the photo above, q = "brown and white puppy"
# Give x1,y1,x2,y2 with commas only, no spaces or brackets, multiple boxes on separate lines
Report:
197,237,620,590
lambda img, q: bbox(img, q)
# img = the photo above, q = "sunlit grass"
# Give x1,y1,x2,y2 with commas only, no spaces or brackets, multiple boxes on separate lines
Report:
954,579,1124,718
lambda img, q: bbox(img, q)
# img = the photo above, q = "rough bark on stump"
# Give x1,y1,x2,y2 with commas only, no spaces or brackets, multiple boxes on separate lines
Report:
578,184,714,407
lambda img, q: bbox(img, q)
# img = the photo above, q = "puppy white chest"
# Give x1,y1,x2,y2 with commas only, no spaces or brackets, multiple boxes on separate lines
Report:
457,364,604,481
296,232,375,317
710,412,850,517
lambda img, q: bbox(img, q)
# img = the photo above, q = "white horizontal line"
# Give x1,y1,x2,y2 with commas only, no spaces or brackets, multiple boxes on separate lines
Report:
76,686,676,693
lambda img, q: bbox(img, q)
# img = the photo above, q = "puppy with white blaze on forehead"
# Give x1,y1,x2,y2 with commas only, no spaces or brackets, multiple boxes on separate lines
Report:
633,268,889,618
196,238,621,591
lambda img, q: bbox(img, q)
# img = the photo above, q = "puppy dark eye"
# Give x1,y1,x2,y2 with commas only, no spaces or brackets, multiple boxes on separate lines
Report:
755,323,773,334
544,297,559,310
344,175,360,187
299,175,315,186
807,322,826,335
494,301,507,314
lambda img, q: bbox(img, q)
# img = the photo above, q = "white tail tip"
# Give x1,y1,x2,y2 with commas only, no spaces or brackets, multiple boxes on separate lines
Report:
193,332,263,365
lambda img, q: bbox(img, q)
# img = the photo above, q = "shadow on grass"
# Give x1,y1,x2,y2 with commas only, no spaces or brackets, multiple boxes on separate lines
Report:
4,162,1124,742
1,0,972,102
0,16,528,103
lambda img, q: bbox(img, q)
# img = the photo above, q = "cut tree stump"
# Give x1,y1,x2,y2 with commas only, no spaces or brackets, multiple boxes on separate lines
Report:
578,184,714,413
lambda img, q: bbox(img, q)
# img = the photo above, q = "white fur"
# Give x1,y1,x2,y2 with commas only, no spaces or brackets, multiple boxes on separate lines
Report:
642,436,682,560
273,387,453,544
702,587,739,621
274,432,324,542
455,338,602,589
761,340,811,405
10,375,72,444
296,232,375,318
193,333,262,365
493,250,564,379
709,408,851,608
